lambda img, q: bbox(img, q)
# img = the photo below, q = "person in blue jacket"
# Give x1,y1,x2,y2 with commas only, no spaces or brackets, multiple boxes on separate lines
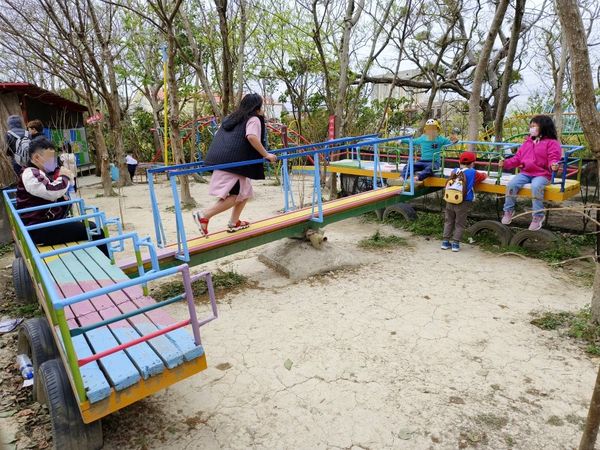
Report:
406,119,458,182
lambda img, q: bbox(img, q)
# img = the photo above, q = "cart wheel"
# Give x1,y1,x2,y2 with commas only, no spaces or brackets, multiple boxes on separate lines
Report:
37,359,103,450
510,228,558,251
466,220,514,247
14,245,21,259
382,203,417,222
12,257,36,304
18,318,58,402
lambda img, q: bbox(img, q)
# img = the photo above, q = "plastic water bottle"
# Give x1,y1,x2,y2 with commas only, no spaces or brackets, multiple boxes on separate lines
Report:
16,354,33,380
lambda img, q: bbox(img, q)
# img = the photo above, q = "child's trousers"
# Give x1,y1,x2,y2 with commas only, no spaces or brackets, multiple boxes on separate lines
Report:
443,201,473,242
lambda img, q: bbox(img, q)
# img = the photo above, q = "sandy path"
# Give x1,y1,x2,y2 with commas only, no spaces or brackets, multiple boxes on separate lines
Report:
78,177,594,449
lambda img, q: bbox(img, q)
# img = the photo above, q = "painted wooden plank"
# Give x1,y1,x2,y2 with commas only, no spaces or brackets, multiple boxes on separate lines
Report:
54,326,112,404
93,304,164,379
132,296,204,362
81,247,186,369
44,249,141,391
117,300,184,369
83,247,202,362
57,250,165,381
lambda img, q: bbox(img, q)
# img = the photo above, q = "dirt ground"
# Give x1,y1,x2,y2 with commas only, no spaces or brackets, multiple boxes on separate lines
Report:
0,174,597,449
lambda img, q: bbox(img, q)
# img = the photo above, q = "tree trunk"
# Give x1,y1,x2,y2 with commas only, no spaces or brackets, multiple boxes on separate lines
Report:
333,0,364,137
180,11,223,118
167,30,195,207
467,0,510,144
553,34,569,140
494,0,526,141
555,0,600,447
215,0,234,115
235,0,246,104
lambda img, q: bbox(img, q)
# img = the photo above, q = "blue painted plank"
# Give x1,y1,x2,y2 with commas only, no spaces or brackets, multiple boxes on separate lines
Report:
82,247,190,369
54,325,111,404
133,296,205,362
44,249,141,391
68,249,166,377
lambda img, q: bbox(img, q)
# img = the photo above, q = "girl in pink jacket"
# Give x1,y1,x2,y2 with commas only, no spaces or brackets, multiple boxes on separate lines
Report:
500,115,561,231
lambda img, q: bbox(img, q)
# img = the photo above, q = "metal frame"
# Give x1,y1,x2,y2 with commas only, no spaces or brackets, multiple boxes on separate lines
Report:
3,190,216,406
147,135,416,263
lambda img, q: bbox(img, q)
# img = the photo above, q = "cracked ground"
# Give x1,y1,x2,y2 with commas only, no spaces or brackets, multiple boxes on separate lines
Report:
9,180,592,450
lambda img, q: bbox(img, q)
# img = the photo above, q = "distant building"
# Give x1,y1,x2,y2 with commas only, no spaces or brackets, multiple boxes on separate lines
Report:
0,82,91,166
370,68,457,122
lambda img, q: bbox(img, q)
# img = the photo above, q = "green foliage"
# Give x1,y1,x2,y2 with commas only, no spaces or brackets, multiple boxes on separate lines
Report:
151,270,248,302
358,231,408,249
531,307,600,356
382,211,444,239
122,108,156,162
0,243,13,257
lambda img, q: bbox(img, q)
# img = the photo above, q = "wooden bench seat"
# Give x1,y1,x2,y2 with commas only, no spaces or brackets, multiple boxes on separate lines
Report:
41,243,204,404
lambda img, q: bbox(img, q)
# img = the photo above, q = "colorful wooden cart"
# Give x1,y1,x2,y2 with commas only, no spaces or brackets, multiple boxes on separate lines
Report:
4,191,217,449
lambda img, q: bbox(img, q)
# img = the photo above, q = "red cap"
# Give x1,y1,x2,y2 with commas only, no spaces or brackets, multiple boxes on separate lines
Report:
459,151,476,164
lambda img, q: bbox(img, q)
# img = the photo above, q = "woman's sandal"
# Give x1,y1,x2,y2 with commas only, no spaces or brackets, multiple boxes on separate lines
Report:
193,211,209,237
227,220,250,233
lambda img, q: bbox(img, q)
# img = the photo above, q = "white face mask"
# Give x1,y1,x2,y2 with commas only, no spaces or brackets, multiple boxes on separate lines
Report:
530,126,539,137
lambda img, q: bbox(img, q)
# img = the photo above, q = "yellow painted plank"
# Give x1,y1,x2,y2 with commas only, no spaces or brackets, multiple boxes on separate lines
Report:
179,186,403,250
79,354,208,423
292,165,403,179
423,177,580,201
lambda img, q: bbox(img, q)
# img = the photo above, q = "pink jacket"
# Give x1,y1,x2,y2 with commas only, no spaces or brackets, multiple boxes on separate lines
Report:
503,137,562,179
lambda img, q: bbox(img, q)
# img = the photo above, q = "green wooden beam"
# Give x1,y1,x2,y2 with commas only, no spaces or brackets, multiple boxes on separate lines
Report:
126,187,439,276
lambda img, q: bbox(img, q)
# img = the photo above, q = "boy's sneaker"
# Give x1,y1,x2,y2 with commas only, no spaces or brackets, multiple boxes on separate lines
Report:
451,242,460,252
441,240,451,250
501,210,514,225
529,216,544,231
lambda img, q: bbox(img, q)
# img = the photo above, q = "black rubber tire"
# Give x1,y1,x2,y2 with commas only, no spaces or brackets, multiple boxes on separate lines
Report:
382,203,417,222
12,257,36,304
510,228,558,250
18,318,59,402
14,245,21,259
466,220,514,247
37,359,103,450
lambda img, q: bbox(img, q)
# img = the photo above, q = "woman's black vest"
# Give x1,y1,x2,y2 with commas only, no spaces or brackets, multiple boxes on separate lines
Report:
205,115,267,180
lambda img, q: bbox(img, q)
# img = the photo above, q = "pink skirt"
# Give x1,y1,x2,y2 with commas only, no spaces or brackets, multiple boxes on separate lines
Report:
208,170,254,202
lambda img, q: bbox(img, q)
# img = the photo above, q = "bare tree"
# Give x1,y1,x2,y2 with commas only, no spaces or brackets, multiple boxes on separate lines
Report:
467,0,510,142
494,0,527,140
555,0,600,445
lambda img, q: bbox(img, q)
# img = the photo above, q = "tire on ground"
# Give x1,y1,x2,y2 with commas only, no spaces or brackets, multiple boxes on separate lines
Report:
382,203,417,222
466,220,514,247
14,245,21,259
509,228,558,250
37,359,103,450
18,318,59,402
12,257,36,304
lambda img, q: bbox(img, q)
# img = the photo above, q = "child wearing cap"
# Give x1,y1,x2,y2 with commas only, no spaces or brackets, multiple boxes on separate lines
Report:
441,151,487,252
406,119,458,182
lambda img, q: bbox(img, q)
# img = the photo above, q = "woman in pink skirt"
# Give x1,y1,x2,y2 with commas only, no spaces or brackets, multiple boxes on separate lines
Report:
193,94,277,236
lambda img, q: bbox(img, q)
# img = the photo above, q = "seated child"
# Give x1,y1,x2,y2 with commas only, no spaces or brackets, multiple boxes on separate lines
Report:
441,151,487,252
16,137,108,256
406,119,458,182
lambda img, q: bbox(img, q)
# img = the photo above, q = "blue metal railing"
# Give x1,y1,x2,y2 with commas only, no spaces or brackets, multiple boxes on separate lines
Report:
148,135,415,262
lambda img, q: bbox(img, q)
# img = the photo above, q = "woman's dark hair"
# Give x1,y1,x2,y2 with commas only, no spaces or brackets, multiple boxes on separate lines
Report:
530,115,558,140
222,94,263,131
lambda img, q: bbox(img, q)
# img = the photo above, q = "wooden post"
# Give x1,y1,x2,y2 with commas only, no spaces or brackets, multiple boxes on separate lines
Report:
580,365,600,450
